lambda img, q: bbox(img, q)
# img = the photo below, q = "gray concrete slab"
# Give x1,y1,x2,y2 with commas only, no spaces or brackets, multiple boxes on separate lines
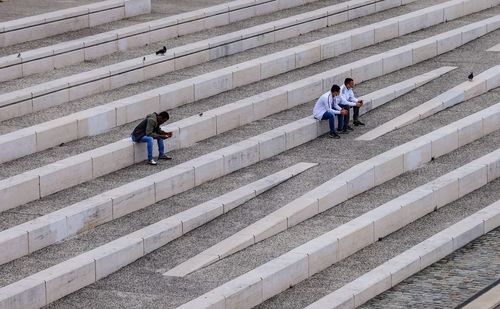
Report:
1,4,498,181
0,0,499,308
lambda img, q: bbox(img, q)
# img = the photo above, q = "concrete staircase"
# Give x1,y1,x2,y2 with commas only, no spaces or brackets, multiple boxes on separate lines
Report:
0,0,498,308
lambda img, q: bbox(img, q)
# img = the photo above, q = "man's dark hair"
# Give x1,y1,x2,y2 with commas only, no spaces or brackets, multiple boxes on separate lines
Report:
158,111,169,120
344,77,353,85
331,84,340,93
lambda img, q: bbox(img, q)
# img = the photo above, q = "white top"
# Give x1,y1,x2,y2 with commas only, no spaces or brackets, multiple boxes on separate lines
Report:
313,91,348,119
340,84,359,107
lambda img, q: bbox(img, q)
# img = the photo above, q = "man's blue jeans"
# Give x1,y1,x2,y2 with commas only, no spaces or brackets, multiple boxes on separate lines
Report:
322,111,343,134
131,135,164,161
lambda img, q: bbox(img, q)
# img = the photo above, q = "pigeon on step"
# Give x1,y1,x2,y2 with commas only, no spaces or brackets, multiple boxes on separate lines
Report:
468,72,474,81
156,46,167,56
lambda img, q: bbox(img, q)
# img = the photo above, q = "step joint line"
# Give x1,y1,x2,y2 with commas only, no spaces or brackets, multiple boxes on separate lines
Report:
0,5,125,34
0,0,386,71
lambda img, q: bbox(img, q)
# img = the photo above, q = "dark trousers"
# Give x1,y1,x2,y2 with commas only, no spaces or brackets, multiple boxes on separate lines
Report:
337,104,360,129
322,111,343,134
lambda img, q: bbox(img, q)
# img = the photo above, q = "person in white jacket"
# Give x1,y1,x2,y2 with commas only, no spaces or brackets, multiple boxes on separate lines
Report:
313,84,349,139
338,77,364,132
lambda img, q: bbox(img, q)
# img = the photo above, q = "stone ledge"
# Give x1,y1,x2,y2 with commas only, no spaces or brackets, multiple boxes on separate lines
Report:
176,112,500,309
0,0,150,48
305,199,500,308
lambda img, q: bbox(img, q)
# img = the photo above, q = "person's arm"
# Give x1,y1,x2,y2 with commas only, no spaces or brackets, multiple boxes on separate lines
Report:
337,95,355,108
145,118,162,139
329,97,341,114
348,89,363,105
350,92,364,105
329,107,341,114
157,125,174,138
157,126,168,135
341,88,358,106
344,94,358,107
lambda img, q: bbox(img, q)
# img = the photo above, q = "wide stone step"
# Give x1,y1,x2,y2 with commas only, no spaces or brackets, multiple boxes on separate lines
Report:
487,43,500,51
166,100,500,278
177,147,500,308
3,0,487,122
356,64,500,141
1,2,494,162
0,0,325,83
0,63,454,212
0,96,368,266
0,162,316,309
304,199,500,309
459,279,500,309
0,0,151,49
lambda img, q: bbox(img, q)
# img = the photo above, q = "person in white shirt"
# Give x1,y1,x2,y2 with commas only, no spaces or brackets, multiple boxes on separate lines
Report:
313,84,349,139
338,77,365,132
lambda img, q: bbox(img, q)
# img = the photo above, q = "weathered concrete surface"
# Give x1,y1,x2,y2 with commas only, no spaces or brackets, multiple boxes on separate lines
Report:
0,0,498,308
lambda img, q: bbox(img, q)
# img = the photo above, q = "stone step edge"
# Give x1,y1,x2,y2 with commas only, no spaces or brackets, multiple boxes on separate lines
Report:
487,43,500,51
3,0,477,123
459,279,500,309
161,66,456,277
165,100,500,278
0,0,495,165
0,162,316,309
304,198,500,309
0,0,418,118
0,0,317,81
0,97,359,267
0,0,488,163
356,64,500,141
0,0,151,48
177,147,500,309
0,54,448,269
0,63,454,213
0,0,401,83
0,0,490,161
0,13,497,270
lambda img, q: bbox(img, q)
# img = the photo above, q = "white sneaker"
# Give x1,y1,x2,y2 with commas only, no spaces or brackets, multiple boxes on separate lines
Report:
147,159,157,165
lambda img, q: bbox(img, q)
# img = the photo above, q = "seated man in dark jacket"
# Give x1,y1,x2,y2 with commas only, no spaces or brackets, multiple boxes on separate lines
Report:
131,111,172,165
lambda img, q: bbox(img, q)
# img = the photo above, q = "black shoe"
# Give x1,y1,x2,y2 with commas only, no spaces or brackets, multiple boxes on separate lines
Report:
328,132,340,139
346,126,354,131
354,120,365,126
338,129,348,134
158,155,173,160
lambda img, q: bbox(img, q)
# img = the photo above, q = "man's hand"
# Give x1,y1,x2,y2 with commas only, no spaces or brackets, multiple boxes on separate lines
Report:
340,109,348,116
160,132,172,139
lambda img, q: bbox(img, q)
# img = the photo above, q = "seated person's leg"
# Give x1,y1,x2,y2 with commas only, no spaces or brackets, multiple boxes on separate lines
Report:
322,111,336,133
344,109,350,129
353,106,365,125
157,138,165,157
338,104,349,132
353,106,359,121
157,138,172,160
338,112,344,132
337,113,343,131
140,136,154,161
